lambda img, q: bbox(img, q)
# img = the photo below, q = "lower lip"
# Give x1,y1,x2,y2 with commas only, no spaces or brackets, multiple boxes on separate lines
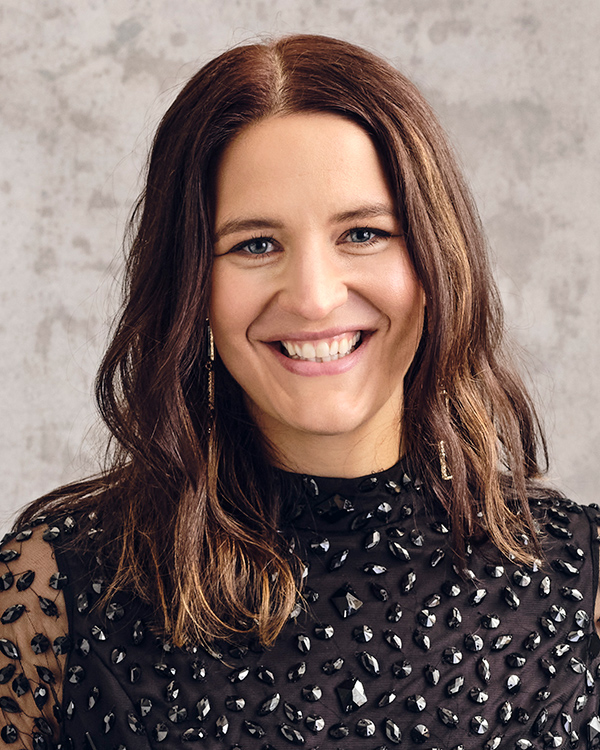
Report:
266,335,369,377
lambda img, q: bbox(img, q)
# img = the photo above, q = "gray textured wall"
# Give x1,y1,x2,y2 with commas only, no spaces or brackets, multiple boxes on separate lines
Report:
1,1,598,535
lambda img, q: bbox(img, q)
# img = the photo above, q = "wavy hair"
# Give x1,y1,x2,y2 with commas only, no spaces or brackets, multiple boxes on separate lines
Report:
20,34,549,646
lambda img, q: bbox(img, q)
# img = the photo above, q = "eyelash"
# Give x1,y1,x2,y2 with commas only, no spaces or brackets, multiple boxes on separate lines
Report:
228,227,393,258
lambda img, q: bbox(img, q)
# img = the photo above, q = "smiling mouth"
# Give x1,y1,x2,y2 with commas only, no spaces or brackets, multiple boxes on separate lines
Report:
279,332,363,362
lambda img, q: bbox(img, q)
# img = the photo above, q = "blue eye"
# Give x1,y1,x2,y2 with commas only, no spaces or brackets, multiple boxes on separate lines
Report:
243,238,273,255
349,228,378,243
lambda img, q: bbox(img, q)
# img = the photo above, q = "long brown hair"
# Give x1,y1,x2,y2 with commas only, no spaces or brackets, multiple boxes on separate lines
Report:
19,34,549,646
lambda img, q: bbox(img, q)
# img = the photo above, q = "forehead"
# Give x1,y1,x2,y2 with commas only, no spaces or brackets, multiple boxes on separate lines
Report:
214,113,394,223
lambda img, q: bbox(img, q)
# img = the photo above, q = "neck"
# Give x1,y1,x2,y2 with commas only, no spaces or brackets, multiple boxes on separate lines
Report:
261,424,402,478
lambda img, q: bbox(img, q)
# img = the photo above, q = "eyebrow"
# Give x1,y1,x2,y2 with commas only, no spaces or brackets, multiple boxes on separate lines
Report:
213,203,397,243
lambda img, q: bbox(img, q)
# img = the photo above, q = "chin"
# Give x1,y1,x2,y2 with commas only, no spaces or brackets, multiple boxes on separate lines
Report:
283,406,373,439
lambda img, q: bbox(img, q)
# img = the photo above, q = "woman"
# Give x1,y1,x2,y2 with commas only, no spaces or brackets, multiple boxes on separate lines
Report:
1,34,598,750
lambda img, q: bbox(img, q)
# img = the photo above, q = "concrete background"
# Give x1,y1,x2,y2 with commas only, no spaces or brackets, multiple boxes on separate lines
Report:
1,1,598,535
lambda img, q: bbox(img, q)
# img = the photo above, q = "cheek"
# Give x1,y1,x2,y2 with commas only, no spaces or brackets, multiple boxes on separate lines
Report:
209,266,259,362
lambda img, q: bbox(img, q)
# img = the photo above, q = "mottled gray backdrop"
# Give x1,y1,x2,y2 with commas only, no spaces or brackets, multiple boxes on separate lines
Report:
1,1,598,534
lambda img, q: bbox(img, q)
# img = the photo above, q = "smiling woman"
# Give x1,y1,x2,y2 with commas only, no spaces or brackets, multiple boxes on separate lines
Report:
1,34,599,750
211,113,426,474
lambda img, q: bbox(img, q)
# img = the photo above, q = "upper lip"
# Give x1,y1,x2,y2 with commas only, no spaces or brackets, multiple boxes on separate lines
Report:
262,327,372,343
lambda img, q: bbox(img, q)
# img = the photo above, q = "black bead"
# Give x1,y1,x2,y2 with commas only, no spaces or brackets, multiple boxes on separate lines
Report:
446,675,465,696
384,630,403,650
384,718,402,744
357,651,380,676
424,664,440,685
442,647,463,665
11,673,29,697
364,531,381,550
328,722,349,739
392,659,412,678
257,693,279,715
502,586,521,610
167,705,187,724
283,701,303,723
386,603,403,622
412,629,431,651
0,697,20,714
464,633,484,652
314,494,354,522
330,585,363,618
48,572,68,590
430,548,445,567
399,569,417,593
355,718,376,737
411,723,430,743
447,607,462,628
243,720,265,738
152,723,169,742
491,634,513,651
442,580,461,597
1,724,18,743
532,708,549,736
33,687,49,710
336,677,368,713
279,723,305,744
405,694,426,712
417,609,436,627
469,588,487,605
524,631,542,650
481,613,500,629
228,666,249,683
223,695,244,712
256,665,276,685
0,639,20,660
438,707,459,727
469,687,489,704
301,685,322,702
0,664,15,684
53,636,71,656
470,715,489,735
16,570,35,591
66,666,83,685
388,541,410,561
127,711,146,735
322,657,344,674
287,662,306,682
498,700,513,724
377,691,396,707
506,652,527,668
552,559,580,576
328,548,350,571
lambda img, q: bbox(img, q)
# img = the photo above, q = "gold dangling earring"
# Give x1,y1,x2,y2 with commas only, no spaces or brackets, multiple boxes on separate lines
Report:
206,320,215,420
206,320,217,482
439,389,453,481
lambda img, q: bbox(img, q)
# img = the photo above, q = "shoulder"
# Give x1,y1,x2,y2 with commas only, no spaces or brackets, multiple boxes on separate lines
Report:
0,518,73,749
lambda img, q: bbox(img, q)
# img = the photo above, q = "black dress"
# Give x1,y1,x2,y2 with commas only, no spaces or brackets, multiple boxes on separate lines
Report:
1,462,600,750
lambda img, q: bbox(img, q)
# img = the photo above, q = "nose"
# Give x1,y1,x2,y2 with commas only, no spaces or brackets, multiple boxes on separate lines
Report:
276,243,348,321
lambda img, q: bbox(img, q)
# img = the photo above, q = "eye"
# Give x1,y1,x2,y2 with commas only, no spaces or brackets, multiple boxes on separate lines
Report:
340,227,393,249
240,237,275,255
222,236,279,258
348,228,380,243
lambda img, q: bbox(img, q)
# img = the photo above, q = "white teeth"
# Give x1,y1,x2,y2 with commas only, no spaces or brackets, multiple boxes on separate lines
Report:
315,341,329,359
280,332,363,362
301,342,316,359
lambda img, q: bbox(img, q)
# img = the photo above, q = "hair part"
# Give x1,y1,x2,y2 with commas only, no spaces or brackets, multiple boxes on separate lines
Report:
19,34,550,646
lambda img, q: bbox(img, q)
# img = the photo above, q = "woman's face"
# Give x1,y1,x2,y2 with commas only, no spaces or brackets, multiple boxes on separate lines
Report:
210,113,425,472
